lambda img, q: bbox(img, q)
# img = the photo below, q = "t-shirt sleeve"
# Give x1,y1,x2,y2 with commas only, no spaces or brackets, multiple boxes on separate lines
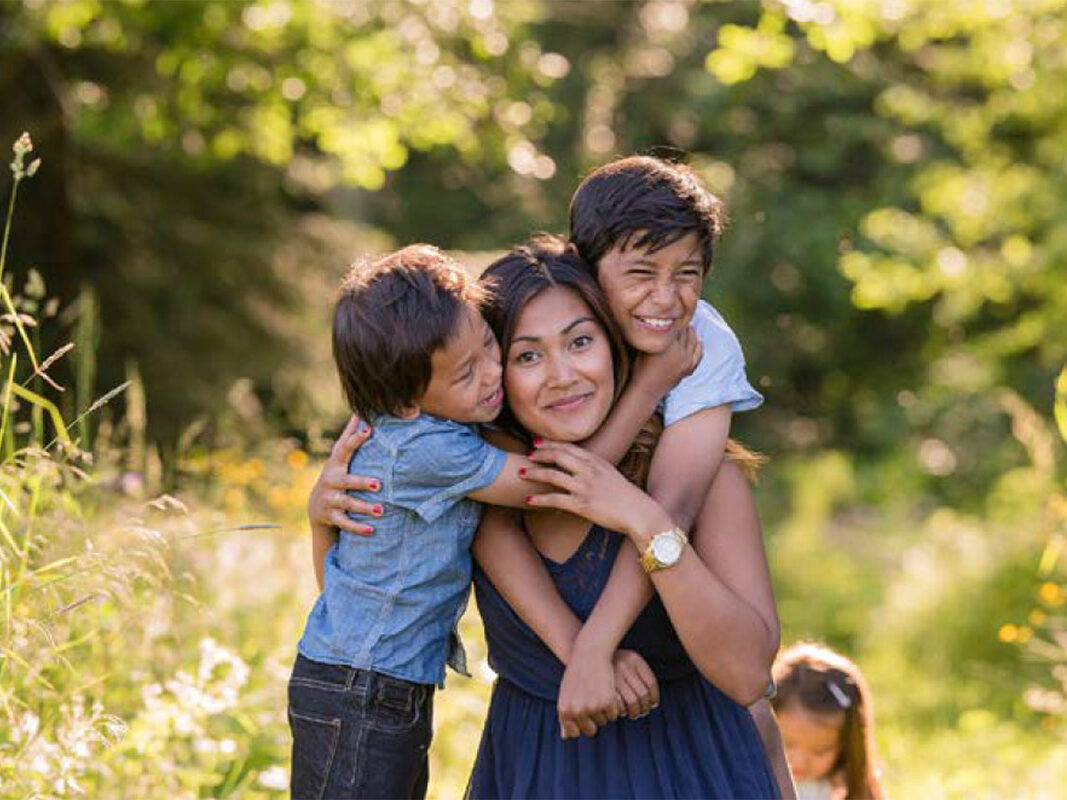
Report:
662,301,763,428
387,420,508,522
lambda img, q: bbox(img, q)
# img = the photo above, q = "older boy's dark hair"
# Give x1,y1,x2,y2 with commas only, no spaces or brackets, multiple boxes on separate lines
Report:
332,245,486,419
568,155,726,274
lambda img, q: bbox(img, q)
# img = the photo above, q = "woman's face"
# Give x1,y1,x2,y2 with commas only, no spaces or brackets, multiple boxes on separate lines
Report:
504,286,615,442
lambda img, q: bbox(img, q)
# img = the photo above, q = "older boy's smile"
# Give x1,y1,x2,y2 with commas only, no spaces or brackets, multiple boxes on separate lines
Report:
596,232,704,354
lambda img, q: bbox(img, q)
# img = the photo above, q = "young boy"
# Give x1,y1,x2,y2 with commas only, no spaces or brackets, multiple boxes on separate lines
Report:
291,245,567,799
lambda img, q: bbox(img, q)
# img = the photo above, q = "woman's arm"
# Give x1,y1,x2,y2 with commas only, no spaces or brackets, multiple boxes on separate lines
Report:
306,415,384,588
527,444,776,705
472,506,582,664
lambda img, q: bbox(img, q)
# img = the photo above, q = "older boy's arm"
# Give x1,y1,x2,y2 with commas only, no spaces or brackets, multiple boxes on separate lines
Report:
646,405,731,531
581,327,701,465
472,506,581,664
580,369,673,464
567,406,732,655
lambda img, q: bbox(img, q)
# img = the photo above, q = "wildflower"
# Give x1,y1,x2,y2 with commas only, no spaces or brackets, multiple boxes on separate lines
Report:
10,132,42,180
1038,581,1065,607
287,449,309,470
999,623,1018,642
258,765,289,790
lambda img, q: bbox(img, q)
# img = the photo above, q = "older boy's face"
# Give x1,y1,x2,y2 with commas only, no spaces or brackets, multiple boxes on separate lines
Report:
415,308,504,424
596,232,704,355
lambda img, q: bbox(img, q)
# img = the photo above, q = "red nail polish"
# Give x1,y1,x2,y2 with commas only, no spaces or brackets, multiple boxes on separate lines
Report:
518,467,527,477
373,505,383,516
533,437,544,447
369,480,380,491
524,495,533,504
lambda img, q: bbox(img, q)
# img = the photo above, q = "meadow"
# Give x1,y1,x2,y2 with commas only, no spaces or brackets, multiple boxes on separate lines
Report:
2,131,1067,798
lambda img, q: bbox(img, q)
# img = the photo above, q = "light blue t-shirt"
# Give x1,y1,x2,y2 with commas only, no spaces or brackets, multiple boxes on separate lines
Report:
662,299,763,426
298,413,507,686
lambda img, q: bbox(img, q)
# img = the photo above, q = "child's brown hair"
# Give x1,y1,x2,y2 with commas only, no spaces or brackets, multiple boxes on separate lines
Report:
772,642,884,799
332,244,487,419
568,154,726,275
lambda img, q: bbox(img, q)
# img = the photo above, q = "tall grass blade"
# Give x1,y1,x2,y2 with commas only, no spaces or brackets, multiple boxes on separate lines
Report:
9,382,70,444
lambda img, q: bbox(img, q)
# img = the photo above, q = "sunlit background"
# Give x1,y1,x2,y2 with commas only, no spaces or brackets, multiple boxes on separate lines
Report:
1,0,1066,796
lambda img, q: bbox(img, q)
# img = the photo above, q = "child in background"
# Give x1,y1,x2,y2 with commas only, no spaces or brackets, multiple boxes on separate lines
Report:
772,642,885,800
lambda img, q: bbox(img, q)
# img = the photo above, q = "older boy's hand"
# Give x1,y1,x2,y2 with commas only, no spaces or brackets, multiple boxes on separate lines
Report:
308,415,382,536
558,643,622,739
612,649,659,719
632,325,702,396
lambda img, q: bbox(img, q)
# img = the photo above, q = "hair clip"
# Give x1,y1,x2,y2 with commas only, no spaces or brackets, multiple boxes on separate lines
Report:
827,681,851,709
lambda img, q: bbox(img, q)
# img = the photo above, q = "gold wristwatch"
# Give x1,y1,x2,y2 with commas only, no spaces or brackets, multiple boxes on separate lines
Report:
639,526,688,574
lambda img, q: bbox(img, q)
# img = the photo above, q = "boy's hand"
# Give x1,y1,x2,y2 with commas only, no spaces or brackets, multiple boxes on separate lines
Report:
308,415,382,536
558,643,622,739
612,649,659,719
632,326,702,396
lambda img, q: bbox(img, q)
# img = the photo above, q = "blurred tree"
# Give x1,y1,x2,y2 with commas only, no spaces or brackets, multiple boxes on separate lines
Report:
0,0,553,448
1,0,1063,504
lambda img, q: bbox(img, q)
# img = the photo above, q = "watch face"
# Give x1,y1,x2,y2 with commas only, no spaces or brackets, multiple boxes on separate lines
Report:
652,534,683,565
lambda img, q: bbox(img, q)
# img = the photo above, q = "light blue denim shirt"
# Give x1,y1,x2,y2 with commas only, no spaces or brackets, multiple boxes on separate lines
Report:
663,299,763,426
298,413,507,686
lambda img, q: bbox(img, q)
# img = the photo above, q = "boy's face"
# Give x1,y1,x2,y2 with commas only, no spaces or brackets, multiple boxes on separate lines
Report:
413,307,504,424
595,232,704,354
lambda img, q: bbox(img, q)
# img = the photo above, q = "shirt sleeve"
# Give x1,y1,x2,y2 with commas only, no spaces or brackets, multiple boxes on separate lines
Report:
387,419,508,522
662,300,763,428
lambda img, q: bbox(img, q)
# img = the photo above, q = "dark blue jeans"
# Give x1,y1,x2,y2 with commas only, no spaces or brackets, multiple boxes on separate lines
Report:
288,654,435,799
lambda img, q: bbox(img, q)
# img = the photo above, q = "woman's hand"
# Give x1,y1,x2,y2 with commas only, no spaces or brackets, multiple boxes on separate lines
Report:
523,443,673,548
308,415,383,536
632,325,702,396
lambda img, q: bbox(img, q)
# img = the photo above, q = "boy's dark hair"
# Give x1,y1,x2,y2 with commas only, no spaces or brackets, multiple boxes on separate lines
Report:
568,155,726,274
332,245,486,419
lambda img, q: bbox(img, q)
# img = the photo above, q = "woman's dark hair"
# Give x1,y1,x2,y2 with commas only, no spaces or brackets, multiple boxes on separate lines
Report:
480,234,659,486
772,642,885,800
568,155,726,275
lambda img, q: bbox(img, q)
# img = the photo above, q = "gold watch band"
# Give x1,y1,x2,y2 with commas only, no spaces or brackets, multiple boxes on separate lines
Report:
639,527,688,574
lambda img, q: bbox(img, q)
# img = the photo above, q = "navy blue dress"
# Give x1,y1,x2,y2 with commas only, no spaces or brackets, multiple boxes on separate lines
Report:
468,526,779,799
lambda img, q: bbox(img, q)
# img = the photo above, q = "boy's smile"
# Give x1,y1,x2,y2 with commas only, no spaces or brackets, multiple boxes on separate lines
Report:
595,232,704,354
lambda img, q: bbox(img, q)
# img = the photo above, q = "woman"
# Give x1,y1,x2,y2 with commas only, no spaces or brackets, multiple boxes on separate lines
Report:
310,241,781,798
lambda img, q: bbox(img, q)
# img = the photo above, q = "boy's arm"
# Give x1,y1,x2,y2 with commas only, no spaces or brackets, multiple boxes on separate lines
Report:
470,429,583,662
472,506,581,664
580,326,701,465
569,405,732,656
